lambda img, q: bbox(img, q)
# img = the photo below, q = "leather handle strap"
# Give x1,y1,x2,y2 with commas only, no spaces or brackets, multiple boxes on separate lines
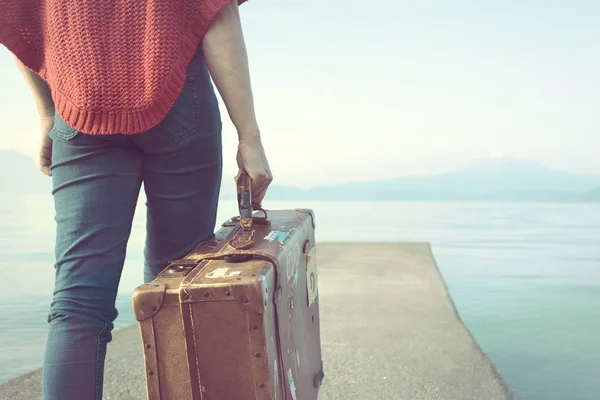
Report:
230,172,268,249
237,172,253,231
230,172,254,249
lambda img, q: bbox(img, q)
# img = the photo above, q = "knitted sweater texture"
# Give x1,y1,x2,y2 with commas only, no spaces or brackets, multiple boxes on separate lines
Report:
0,0,246,135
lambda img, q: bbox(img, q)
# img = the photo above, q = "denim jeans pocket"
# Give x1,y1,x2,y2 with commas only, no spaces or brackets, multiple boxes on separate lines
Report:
151,76,200,143
50,110,79,141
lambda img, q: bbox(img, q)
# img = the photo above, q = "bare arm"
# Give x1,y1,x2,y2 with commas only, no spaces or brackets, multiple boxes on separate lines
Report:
202,1,273,204
14,57,55,176
14,57,55,117
202,0,259,141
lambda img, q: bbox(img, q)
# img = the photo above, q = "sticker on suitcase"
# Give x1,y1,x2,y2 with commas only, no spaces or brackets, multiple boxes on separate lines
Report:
288,369,298,400
264,230,290,242
205,267,242,279
306,247,318,307
280,230,303,285
273,360,278,394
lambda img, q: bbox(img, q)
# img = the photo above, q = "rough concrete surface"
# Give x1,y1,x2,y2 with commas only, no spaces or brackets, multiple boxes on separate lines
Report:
0,242,516,400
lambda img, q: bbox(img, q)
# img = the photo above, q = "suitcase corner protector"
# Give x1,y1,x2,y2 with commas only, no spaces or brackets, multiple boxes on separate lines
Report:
132,282,167,321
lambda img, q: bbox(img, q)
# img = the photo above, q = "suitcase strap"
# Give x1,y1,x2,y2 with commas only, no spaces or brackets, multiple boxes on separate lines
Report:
179,250,290,400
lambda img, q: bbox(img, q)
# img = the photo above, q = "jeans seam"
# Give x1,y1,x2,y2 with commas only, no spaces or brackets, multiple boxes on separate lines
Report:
96,322,109,400
164,77,200,143
50,108,79,140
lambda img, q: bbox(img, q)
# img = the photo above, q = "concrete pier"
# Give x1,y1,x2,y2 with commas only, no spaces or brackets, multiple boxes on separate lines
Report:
0,242,515,400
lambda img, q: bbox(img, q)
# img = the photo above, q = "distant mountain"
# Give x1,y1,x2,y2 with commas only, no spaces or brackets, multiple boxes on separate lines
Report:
262,155,600,203
0,150,52,195
581,187,600,202
2,150,599,203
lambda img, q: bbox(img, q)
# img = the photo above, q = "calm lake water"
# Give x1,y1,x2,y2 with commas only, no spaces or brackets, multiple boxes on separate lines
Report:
0,195,599,400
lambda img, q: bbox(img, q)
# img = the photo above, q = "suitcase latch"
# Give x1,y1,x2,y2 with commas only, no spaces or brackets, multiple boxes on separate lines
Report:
313,369,325,388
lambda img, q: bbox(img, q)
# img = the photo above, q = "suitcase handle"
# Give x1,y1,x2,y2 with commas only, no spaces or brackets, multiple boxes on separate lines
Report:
229,172,268,249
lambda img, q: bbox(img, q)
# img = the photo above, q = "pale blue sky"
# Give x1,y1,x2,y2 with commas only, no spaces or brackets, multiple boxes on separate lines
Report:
1,0,598,187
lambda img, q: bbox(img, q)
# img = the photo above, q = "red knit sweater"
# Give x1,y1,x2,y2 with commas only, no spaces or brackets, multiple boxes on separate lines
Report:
0,0,246,135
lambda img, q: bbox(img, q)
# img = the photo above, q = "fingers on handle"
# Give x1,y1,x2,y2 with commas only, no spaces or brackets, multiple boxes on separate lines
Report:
251,176,272,206
236,170,272,206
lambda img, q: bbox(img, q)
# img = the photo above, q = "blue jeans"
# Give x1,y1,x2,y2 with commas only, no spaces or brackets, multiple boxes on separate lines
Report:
41,49,223,400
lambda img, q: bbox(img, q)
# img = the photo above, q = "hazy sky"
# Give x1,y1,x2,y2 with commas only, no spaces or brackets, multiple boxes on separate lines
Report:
1,0,598,187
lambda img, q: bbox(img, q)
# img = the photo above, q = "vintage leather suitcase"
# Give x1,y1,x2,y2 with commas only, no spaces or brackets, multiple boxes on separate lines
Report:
132,174,324,400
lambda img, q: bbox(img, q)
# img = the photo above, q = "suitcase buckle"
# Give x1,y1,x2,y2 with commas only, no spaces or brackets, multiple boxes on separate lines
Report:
230,227,255,250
